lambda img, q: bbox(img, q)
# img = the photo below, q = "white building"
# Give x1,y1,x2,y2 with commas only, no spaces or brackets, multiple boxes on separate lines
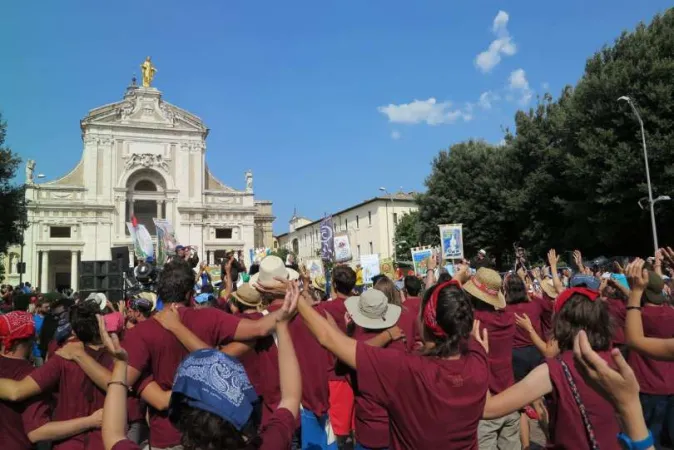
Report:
275,193,417,263
5,79,274,291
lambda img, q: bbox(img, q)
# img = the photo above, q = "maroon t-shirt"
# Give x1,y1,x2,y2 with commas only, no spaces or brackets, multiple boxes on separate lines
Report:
398,302,420,353
30,347,112,450
123,306,242,448
356,339,489,450
546,351,620,449
110,440,140,450
350,326,407,448
628,305,674,395
259,407,297,450
506,300,544,348
322,298,349,383
292,297,347,416
606,298,626,346
0,356,51,450
539,293,554,339
403,296,422,346
474,309,515,394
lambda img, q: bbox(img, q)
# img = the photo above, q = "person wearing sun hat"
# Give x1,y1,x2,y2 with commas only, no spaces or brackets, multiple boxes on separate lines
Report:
345,289,402,330
250,256,299,288
229,283,263,313
464,268,519,449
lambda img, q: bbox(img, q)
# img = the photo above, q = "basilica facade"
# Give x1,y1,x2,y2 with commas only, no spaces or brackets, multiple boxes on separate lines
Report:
5,81,274,291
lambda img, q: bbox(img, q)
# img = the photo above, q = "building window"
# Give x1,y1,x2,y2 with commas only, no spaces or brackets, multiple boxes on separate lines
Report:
368,211,372,225
357,245,361,257
356,215,359,228
345,219,348,230
369,241,373,254
215,228,233,239
393,213,398,225
50,226,71,238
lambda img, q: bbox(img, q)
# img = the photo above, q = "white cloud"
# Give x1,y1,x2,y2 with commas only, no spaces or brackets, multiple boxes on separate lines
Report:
377,98,472,125
475,10,517,73
391,130,401,140
508,69,533,105
478,91,500,110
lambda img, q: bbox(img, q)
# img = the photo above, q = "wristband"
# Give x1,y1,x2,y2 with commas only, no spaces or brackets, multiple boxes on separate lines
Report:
626,306,642,312
617,430,653,450
107,381,130,390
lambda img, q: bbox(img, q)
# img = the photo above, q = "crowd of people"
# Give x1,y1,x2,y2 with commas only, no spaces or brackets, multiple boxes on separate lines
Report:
2,244,674,450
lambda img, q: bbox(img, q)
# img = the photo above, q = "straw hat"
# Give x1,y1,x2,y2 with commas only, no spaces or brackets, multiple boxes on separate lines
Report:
312,275,327,293
463,268,505,309
249,256,299,287
231,283,262,308
540,279,558,299
345,289,401,330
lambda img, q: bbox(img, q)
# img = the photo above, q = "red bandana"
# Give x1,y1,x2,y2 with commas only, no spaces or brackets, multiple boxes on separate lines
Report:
0,311,35,353
423,280,462,338
554,287,600,314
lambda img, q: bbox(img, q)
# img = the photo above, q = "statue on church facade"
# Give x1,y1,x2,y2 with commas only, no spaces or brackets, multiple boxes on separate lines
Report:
141,57,157,87
26,160,36,184
245,170,253,193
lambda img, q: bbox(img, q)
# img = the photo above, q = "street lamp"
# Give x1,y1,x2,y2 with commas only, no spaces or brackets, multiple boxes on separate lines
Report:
19,173,45,284
379,187,396,258
638,195,671,210
619,96,660,255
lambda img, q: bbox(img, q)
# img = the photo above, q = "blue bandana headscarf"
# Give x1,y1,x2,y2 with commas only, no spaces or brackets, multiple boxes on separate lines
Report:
169,349,258,430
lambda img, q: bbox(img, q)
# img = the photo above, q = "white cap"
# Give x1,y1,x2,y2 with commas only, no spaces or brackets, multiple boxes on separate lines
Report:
479,249,487,256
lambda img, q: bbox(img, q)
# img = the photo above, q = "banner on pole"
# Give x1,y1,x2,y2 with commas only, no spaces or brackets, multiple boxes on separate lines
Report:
304,258,324,280
360,254,381,285
439,224,464,260
320,216,335,261
126,223,155,261
334,233,352,263
411,246,433,276
379,257,395,280
154,218,178,266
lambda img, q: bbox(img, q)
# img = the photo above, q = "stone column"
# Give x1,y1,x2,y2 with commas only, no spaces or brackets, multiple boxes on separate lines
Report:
70,251,79,291
40,251,49,292
156,200,162,219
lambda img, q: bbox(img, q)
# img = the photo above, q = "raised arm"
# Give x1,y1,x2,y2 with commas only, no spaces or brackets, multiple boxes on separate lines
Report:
548,249,564,295
625,259,674,360
515,313,560,358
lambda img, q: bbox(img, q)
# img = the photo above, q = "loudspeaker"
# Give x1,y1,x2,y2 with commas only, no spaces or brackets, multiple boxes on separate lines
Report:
79,276,97,291
80,262,96,276
110,247,130,271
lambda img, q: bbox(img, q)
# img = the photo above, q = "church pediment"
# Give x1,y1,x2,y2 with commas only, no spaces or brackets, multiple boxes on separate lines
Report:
80,86,208,135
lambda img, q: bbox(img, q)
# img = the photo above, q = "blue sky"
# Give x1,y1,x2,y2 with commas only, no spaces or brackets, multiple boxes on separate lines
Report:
1,1,671,234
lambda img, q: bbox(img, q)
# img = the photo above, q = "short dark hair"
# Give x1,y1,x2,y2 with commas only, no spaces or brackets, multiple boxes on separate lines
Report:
172,400,260,450
554,294,612,352
504,275,527,305
420,282,473,358
70,300,102,345
403,276,422,296
332,266,356,296
158,260,195,305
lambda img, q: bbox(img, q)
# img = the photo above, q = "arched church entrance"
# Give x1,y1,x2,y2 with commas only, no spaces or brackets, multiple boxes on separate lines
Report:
126,169,167,235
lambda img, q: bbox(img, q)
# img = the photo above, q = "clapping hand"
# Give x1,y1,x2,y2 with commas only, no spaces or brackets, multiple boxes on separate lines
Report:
626,258,649,291
96,315,127,362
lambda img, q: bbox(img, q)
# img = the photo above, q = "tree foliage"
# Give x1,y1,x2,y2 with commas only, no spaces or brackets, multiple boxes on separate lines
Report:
0,113,26,269
417,11,674,267
393,210,421,262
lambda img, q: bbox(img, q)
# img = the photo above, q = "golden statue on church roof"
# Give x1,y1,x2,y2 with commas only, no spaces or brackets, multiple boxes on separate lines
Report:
140,56,157,87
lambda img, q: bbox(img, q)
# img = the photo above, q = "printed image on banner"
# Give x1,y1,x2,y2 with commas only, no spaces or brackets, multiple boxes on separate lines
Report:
320,216,335,261
154,218,178,266
360,254,380,284
411,247,433,276
379,257,395,280
439,224,464,260
334,233,352,263
136,224,155,260
304,258,324,280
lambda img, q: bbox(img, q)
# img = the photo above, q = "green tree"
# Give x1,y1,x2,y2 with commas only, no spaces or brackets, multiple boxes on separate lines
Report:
0,113,26,278
393,210,420,262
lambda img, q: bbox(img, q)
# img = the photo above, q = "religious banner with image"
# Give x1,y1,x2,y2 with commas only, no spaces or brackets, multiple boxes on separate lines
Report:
320,216,335,261
439,224,464,260
304,258,324,280
154,218,178,266
411,246,433,276
126,222,155,261
360,254,381,285
334,233,353,263
379,257,395,280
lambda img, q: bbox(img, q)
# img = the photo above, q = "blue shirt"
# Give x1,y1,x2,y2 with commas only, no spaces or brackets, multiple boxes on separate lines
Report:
32,314,44,358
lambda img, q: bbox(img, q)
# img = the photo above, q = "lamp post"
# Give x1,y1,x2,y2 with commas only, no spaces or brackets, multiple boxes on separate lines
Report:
19,173,45,284
618,96,659,256
379,187,395,259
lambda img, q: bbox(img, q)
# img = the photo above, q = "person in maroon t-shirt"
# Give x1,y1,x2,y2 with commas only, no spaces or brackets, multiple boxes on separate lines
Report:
57,259,287,450
101,282,303,450
0,304,112,450
402,276,423,349
294,278,490,450
464,268,519,450
484,288,620,449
